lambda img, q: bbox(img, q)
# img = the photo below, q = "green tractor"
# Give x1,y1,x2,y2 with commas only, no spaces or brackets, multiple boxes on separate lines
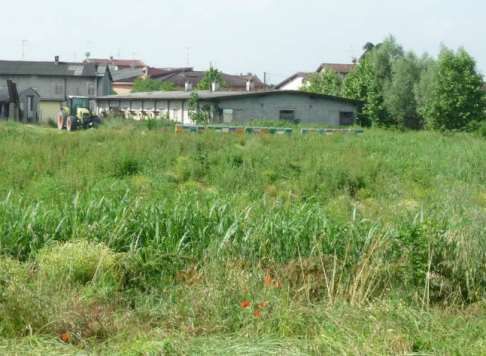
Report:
57,96,101,131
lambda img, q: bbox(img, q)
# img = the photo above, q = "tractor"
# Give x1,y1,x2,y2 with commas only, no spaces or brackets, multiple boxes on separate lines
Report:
56,96,101,131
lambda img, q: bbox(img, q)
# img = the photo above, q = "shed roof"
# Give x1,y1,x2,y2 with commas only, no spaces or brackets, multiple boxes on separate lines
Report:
97,89,361,105
0,60,99,77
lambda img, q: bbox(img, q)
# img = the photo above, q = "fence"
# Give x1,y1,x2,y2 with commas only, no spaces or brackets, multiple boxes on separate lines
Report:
175,125,364,135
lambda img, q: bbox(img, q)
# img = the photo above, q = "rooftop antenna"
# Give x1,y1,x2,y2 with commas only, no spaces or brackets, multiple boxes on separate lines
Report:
21,40,28,59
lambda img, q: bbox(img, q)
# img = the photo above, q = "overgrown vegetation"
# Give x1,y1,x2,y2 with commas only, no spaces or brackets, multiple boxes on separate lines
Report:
0,122,484,354
196,67,225,90
132,78,176,93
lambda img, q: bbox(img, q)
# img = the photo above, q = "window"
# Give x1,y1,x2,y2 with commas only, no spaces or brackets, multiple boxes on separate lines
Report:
279,110,296,122
223,109,233,123
339,112,355,126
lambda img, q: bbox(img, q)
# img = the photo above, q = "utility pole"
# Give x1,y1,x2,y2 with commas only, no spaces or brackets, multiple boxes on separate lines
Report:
264,72,267,86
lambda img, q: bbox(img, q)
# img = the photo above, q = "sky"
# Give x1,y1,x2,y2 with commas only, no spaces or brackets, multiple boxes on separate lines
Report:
1,0,484,84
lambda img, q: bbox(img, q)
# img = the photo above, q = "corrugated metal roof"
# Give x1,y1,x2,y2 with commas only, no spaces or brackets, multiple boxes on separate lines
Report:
0,60,98,77
97,89,361,105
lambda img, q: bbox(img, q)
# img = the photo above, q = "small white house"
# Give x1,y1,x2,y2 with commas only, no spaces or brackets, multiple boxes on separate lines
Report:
275,72,312,91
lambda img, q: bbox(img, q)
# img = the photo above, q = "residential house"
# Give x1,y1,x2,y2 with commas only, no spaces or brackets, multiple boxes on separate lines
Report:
112,66,267,94
158,71,266,92
275,72,313,90
96,90,360,126
276,62,357,91
112,67,193,94
84,57,146,71
316,63,356,78
0,57,112,122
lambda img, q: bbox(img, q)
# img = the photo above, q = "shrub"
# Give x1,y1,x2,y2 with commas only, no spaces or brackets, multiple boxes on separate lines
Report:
36,240,123,291
113,157,141,178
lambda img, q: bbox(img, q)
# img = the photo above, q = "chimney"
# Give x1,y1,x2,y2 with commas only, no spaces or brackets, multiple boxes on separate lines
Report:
54,56,60,64
211,81,220,92
185,81,193,92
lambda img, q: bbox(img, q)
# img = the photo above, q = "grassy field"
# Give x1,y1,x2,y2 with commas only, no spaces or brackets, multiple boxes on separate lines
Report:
0,120,485,355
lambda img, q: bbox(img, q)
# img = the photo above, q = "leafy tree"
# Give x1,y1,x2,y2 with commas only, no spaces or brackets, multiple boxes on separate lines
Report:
303,69,343,96
132,78,176,93
416,47,484,130
343,36,404,127
196,67,225,90
188,92,211,125
383,53,432,128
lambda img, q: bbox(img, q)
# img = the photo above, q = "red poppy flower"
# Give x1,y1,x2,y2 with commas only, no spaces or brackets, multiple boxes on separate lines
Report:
253,309,262,318
59,331,71,343
240,300,251,309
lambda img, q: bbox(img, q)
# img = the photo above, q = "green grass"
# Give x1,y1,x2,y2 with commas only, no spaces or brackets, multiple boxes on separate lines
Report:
0,121,485,354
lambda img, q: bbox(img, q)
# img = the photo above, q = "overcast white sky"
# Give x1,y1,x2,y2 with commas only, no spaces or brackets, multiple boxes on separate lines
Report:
1,0,484,84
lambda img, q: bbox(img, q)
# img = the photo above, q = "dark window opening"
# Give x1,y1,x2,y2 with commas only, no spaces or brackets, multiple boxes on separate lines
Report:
279,110,296,122
339,112,354,126
28,96,34,111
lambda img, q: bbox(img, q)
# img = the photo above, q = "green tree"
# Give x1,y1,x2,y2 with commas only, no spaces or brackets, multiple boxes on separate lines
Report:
303,69,343,96
188,92,211,125
343,36,404,127
416,47,484,130
196,67,225,90
132,78,176,93
383,53,432,128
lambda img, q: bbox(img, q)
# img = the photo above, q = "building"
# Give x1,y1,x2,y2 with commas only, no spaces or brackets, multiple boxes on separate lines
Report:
112,67,193,95
316,63,356,78
84,57,146,71
0,80,40,121
275,72,313,90
111,67,266,94
160,71,266,92
0,58,112,122
96,90,360,126
276,63,357,91
0,87,15,119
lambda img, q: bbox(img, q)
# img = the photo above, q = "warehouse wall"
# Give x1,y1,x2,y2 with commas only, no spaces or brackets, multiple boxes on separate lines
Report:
213,94,358,125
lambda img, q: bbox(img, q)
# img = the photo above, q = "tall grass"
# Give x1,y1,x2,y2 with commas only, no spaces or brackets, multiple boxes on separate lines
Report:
0,122,484,352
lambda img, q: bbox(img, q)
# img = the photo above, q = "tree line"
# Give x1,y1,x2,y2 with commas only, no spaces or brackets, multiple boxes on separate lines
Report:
304,36,485,131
